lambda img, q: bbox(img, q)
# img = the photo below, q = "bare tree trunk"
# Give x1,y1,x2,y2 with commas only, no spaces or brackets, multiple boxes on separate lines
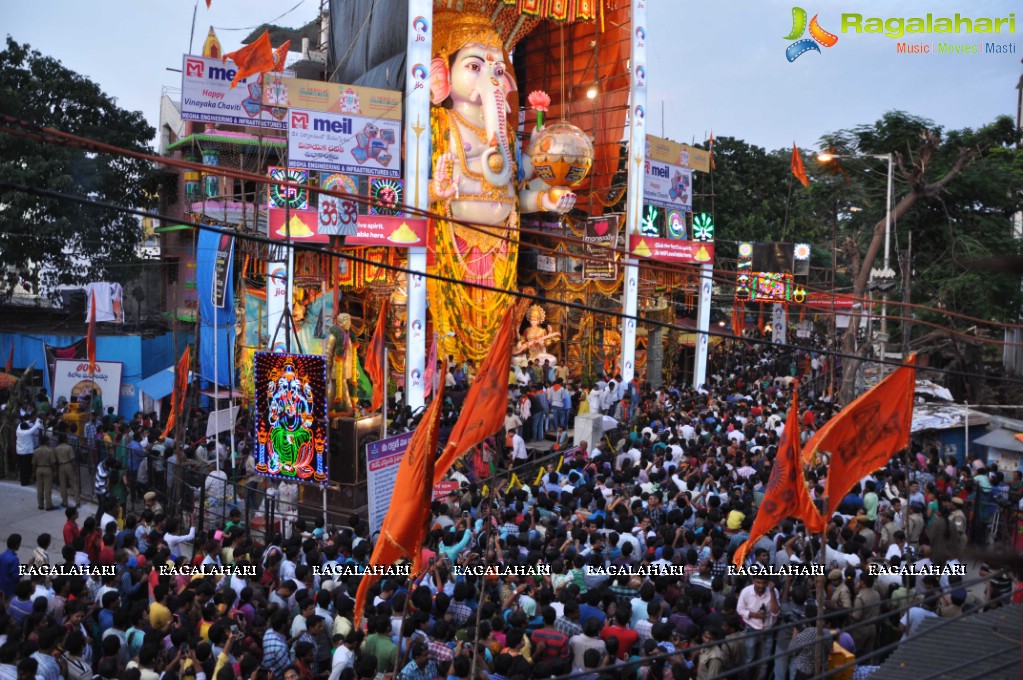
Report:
837,144,979,404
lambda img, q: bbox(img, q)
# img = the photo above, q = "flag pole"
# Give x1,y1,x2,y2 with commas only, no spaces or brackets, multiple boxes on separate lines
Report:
381,346,388,439
815,494,829,678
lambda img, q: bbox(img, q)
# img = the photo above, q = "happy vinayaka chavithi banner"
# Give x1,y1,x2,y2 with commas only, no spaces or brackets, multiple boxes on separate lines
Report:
253,352,329,485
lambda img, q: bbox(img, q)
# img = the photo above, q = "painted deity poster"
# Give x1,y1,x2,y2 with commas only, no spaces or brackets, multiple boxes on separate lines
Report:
253,352,329,485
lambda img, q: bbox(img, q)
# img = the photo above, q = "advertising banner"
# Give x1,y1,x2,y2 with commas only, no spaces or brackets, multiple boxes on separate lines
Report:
584,214,621,254
268,209,427,247
212,234,234,309
261,76,402,120
432,480,460,500
366,431,413,537
52,360,123,409
628,236,714,264
180,55,286,128
644,159,693,211
287,108,401,177
253,352,329,485
646,134,711,174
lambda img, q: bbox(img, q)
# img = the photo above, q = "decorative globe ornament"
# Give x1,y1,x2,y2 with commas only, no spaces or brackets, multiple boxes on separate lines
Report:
529,120,595,189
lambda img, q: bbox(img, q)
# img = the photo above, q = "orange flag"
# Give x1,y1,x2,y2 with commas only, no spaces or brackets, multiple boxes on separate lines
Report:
160,346,192,440
708,131,716,170
354,374,444,625
86,292,98,369
791,142,810,188
432,301,525,486
5,343,12,373
272,40,291,71
734,383,825,567
805,355,916,517
222,30,275,89
365,301,388,412
731,300,744,338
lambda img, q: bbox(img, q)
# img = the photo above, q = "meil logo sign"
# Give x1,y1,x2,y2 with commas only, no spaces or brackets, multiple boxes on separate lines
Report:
185,59,204,78
313,117,353,135
291,111,310,129
206,66,237,82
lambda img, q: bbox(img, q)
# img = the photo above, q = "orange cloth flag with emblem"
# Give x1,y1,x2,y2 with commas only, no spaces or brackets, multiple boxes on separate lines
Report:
354,374,444,625
160,346,192,440
431,301,526,486
86,292,98,369
365,301,388,412
222,30,275,89
733,383,825,567
805,354,917,518
791,142,810,188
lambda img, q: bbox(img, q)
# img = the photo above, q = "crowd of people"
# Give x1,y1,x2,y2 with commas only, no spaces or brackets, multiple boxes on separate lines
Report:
0,338,1020,680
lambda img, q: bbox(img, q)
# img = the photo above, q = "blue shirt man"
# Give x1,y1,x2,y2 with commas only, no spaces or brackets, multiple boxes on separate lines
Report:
0,535,21,598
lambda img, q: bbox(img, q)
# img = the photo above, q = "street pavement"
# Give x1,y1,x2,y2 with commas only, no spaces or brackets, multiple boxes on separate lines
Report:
0,479,99,564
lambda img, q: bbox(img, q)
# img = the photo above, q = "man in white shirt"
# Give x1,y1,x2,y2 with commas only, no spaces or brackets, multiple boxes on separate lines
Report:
736,576,779,680
511,431,528,463
327,632,359,680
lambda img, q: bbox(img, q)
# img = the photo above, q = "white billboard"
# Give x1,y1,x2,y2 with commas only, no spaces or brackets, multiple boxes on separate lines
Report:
365,432,412,538
644,159,692,211
52,360,124,410
287,108,401,178
180,55,287,129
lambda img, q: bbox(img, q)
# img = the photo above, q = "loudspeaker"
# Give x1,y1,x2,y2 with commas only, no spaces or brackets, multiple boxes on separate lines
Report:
328,414,383,485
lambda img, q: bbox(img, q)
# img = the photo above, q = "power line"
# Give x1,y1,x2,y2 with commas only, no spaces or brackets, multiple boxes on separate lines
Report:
5,177,1023,392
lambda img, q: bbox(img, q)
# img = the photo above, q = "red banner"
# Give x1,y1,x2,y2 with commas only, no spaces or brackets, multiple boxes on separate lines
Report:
628,236,714,264
268,209,426,248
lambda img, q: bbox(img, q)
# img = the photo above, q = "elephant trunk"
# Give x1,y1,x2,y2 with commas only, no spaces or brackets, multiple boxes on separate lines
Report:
479,83,513,187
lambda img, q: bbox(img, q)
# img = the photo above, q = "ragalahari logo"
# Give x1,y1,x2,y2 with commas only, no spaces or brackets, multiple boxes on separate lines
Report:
785,7,839,61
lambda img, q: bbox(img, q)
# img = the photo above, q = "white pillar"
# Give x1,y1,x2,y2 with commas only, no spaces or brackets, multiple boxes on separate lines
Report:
693,263,712,389
403,0,432,410
621,0,647,384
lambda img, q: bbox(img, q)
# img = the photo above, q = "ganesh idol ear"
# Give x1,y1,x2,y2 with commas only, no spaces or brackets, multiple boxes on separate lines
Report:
430,57,451,105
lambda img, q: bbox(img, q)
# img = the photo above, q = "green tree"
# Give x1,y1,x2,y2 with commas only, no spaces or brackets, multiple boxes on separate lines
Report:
819,111,1021,404
0,37,156,298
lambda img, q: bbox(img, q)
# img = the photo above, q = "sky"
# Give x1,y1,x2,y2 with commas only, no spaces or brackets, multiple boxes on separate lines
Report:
5,0,1022,153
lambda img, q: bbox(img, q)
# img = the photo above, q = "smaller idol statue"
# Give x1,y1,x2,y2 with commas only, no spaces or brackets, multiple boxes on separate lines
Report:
515,303,560,366
325,313,358,414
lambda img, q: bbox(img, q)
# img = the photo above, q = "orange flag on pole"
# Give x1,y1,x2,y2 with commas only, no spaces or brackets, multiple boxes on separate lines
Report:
222,30,275,89
86,292,98,369
709,131,716,170
804,355,917,518
432,301,525,486
272,40,291,71
160,346,192,440
365,301,388,412
5,343,12,373
791,142,810,188
733,383,826,567
354,374,444,624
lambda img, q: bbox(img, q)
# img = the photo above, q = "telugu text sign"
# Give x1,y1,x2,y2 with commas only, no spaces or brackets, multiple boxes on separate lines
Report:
52,360,124,408
287,108,401,178
180,55,286,129
629,236,714,264
366,432,413,537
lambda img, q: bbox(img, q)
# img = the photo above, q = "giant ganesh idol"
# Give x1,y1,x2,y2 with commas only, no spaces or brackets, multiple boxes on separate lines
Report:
427,8,588,362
